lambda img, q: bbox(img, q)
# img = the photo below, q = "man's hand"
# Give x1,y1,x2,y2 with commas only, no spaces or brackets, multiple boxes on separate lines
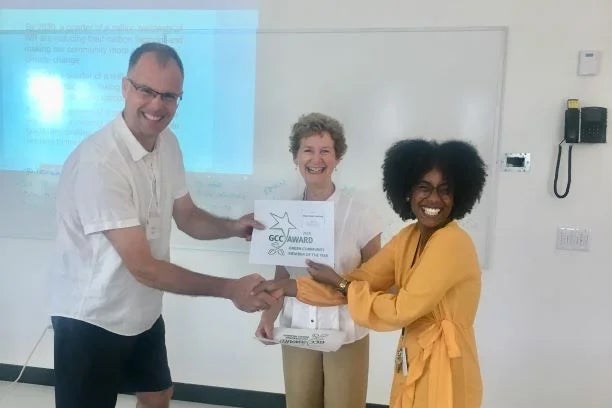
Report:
252,278,297,298
232,213,265,241
228,274,279,312
305,260,343,286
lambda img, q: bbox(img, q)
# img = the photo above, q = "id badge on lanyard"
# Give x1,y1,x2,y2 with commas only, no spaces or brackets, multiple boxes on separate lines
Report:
395,328,408,376
146,164,161,240
146,213,161,240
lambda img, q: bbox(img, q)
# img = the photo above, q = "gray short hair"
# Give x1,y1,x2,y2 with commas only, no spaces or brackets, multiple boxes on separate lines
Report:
128,42,184,77
289,113,347,159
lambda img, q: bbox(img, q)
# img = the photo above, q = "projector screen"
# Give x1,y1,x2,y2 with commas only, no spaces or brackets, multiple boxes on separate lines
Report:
0,6,258,174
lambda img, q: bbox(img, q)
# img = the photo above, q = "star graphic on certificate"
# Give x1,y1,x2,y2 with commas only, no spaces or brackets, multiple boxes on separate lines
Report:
269,212,296,239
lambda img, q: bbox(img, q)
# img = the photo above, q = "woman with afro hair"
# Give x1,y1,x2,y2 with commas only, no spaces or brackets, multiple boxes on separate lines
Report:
254,138,487,408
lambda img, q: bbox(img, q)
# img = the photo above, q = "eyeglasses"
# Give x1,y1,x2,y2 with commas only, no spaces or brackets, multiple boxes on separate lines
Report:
125,77,182,106
412,181,453,198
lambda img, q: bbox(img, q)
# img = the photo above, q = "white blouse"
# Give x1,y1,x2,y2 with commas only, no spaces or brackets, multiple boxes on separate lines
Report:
279,189,381,344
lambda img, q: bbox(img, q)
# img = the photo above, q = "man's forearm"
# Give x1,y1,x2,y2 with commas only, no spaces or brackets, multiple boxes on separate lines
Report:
177,207,236,240
134,258,235,297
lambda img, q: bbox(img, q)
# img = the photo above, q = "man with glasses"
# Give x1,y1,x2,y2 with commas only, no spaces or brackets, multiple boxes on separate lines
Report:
49,42,277,408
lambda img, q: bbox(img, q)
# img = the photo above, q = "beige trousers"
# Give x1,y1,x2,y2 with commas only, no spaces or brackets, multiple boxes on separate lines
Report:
281,335,369,408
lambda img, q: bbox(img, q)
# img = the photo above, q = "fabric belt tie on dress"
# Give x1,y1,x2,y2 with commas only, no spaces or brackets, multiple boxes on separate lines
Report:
393,319,461,408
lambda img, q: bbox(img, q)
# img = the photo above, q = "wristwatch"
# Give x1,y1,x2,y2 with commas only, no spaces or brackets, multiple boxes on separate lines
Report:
337,278,350,296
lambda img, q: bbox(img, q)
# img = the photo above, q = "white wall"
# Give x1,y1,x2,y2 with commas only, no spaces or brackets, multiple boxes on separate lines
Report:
2,1,612,406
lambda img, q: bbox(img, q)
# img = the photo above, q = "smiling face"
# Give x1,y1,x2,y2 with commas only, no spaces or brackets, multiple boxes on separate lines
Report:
294,131,339,190
121,51,183,149
409,167,454,235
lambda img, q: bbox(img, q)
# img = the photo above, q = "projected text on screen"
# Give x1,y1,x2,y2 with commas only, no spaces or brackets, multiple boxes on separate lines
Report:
0,9,258,174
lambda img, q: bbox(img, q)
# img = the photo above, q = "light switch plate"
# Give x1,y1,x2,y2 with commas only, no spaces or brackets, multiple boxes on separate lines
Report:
556,227,590,251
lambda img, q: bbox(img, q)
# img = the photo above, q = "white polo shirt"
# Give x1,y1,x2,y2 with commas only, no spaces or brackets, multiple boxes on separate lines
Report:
49,114,188,336
279,190,381,344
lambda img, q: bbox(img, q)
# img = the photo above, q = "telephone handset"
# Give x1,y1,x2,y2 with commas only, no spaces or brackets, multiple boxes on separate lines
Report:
554,99,607,198
563,99,580,143
563,99,607,144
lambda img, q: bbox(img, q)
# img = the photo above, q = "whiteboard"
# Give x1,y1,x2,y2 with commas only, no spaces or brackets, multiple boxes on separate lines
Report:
0,28,506,266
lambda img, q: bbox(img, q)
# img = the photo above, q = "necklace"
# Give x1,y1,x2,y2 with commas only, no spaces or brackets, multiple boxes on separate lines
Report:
302,183,335,201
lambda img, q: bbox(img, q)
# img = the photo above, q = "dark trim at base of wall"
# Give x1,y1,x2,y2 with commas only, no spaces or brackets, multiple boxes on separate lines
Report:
0,364,388,407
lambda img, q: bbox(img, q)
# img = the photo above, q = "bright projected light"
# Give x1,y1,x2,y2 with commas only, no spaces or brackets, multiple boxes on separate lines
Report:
27,73,65,125
0,7,258,174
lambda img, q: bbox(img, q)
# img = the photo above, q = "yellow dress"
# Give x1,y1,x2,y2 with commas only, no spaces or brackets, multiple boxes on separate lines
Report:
297,221,482,408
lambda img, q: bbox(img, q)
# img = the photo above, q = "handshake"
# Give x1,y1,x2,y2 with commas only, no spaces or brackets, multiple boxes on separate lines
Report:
230,259,341,312
227,274,296,313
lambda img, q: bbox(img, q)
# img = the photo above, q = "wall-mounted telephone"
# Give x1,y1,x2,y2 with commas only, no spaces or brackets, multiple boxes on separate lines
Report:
564,99,607,143
554,99,607,198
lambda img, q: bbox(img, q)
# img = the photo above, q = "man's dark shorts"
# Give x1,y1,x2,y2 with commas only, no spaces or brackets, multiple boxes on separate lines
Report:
51,315,172,408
